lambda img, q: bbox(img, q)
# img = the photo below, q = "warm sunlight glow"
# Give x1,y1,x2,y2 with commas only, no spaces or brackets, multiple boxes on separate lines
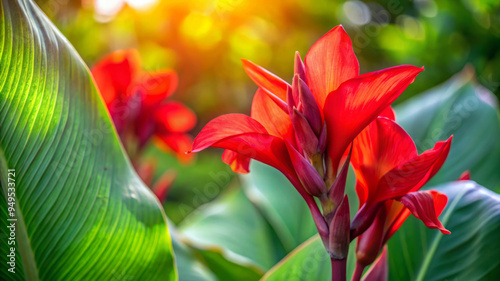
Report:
94,0,159,17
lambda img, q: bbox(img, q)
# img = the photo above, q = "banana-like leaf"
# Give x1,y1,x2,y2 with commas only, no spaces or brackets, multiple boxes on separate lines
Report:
241,161,359,252
260,235,356,281
240,161,317,252
396,68,500,191
178,186,277,279
170,232,217,281
0,1,176,280
388,181,500,281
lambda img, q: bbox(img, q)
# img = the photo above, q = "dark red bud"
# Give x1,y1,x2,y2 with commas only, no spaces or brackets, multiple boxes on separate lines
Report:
288,145,326,197
286,86,294,115
318,124,327,154
355,211,386,267
297,78,322,135
328,195,350,259
328,144,352,205
291,108,319,158
294,51,307,82
361,246,388,281
351,202,383,240
292,75,301,109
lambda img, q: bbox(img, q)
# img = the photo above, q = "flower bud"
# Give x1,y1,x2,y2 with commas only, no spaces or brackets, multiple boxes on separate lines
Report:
287,144,326,197
286,86,295,114
294,51,306,82
355,213,385,267
297,78,322,135
291,74,301,110
318,124,327,154
328,145,351,205
328,195,350,259
351,202,383,239
361,246,388,281
291,108,319,158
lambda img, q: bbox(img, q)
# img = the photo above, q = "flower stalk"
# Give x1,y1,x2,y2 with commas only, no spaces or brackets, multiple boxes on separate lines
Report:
351,262,365,281
331,257,347,281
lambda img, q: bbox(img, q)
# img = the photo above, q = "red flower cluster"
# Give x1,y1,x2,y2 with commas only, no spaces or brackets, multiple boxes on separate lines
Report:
91,49,196,163
192,26,452,280
350,112,451,271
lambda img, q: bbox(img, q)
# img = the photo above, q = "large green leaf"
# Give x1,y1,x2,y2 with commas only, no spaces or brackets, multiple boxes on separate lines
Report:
396,68,500,191
241,162,359,252
240,161,317,252
169,228,217,281
171,213,262,281
0,0,176,280
178,185,277,279
388,181,500,281
261,235,356,281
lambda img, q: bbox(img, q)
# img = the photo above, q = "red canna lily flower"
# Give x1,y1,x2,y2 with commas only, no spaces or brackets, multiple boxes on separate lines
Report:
349,115,452,269
192,26,425,267
192,25,422,197
91,49,196,162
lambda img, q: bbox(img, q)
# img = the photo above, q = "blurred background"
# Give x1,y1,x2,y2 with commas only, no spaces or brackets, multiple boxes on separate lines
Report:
34,0,500,223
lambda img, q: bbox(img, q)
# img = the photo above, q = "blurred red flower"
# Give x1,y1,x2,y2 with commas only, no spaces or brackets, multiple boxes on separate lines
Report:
350,115,451,266
91,49,196,163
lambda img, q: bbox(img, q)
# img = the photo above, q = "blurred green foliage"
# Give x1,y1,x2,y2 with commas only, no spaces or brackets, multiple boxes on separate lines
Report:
35,0,500,121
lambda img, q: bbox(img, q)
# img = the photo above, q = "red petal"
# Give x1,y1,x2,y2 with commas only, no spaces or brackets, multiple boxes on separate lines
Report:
251,89,295,142
286,143,326,196
154,101,197,134
337,106,392,171
291,108,318,157
91,49,141,105
382,200,410,242
242,59,290,101
351,118,417,206
222,150,251,174
325,65,423,175
399,190,450,234
191,114,301,187
136,160,157,186
361,246,388,281
192,114,269,152
135,70,178,105
152,170,177,203
458,170,471,181
207,133,306,195
305,26,359,109
155,134,194,163
355,180,370,208
379,106,396,121
375,136,452,202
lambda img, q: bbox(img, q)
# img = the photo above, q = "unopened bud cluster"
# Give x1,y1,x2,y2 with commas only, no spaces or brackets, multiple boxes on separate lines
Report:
288,52,350,261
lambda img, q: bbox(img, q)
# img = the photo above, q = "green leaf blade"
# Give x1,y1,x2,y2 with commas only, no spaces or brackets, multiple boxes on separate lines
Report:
395,69,500,191
0,1,176,280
